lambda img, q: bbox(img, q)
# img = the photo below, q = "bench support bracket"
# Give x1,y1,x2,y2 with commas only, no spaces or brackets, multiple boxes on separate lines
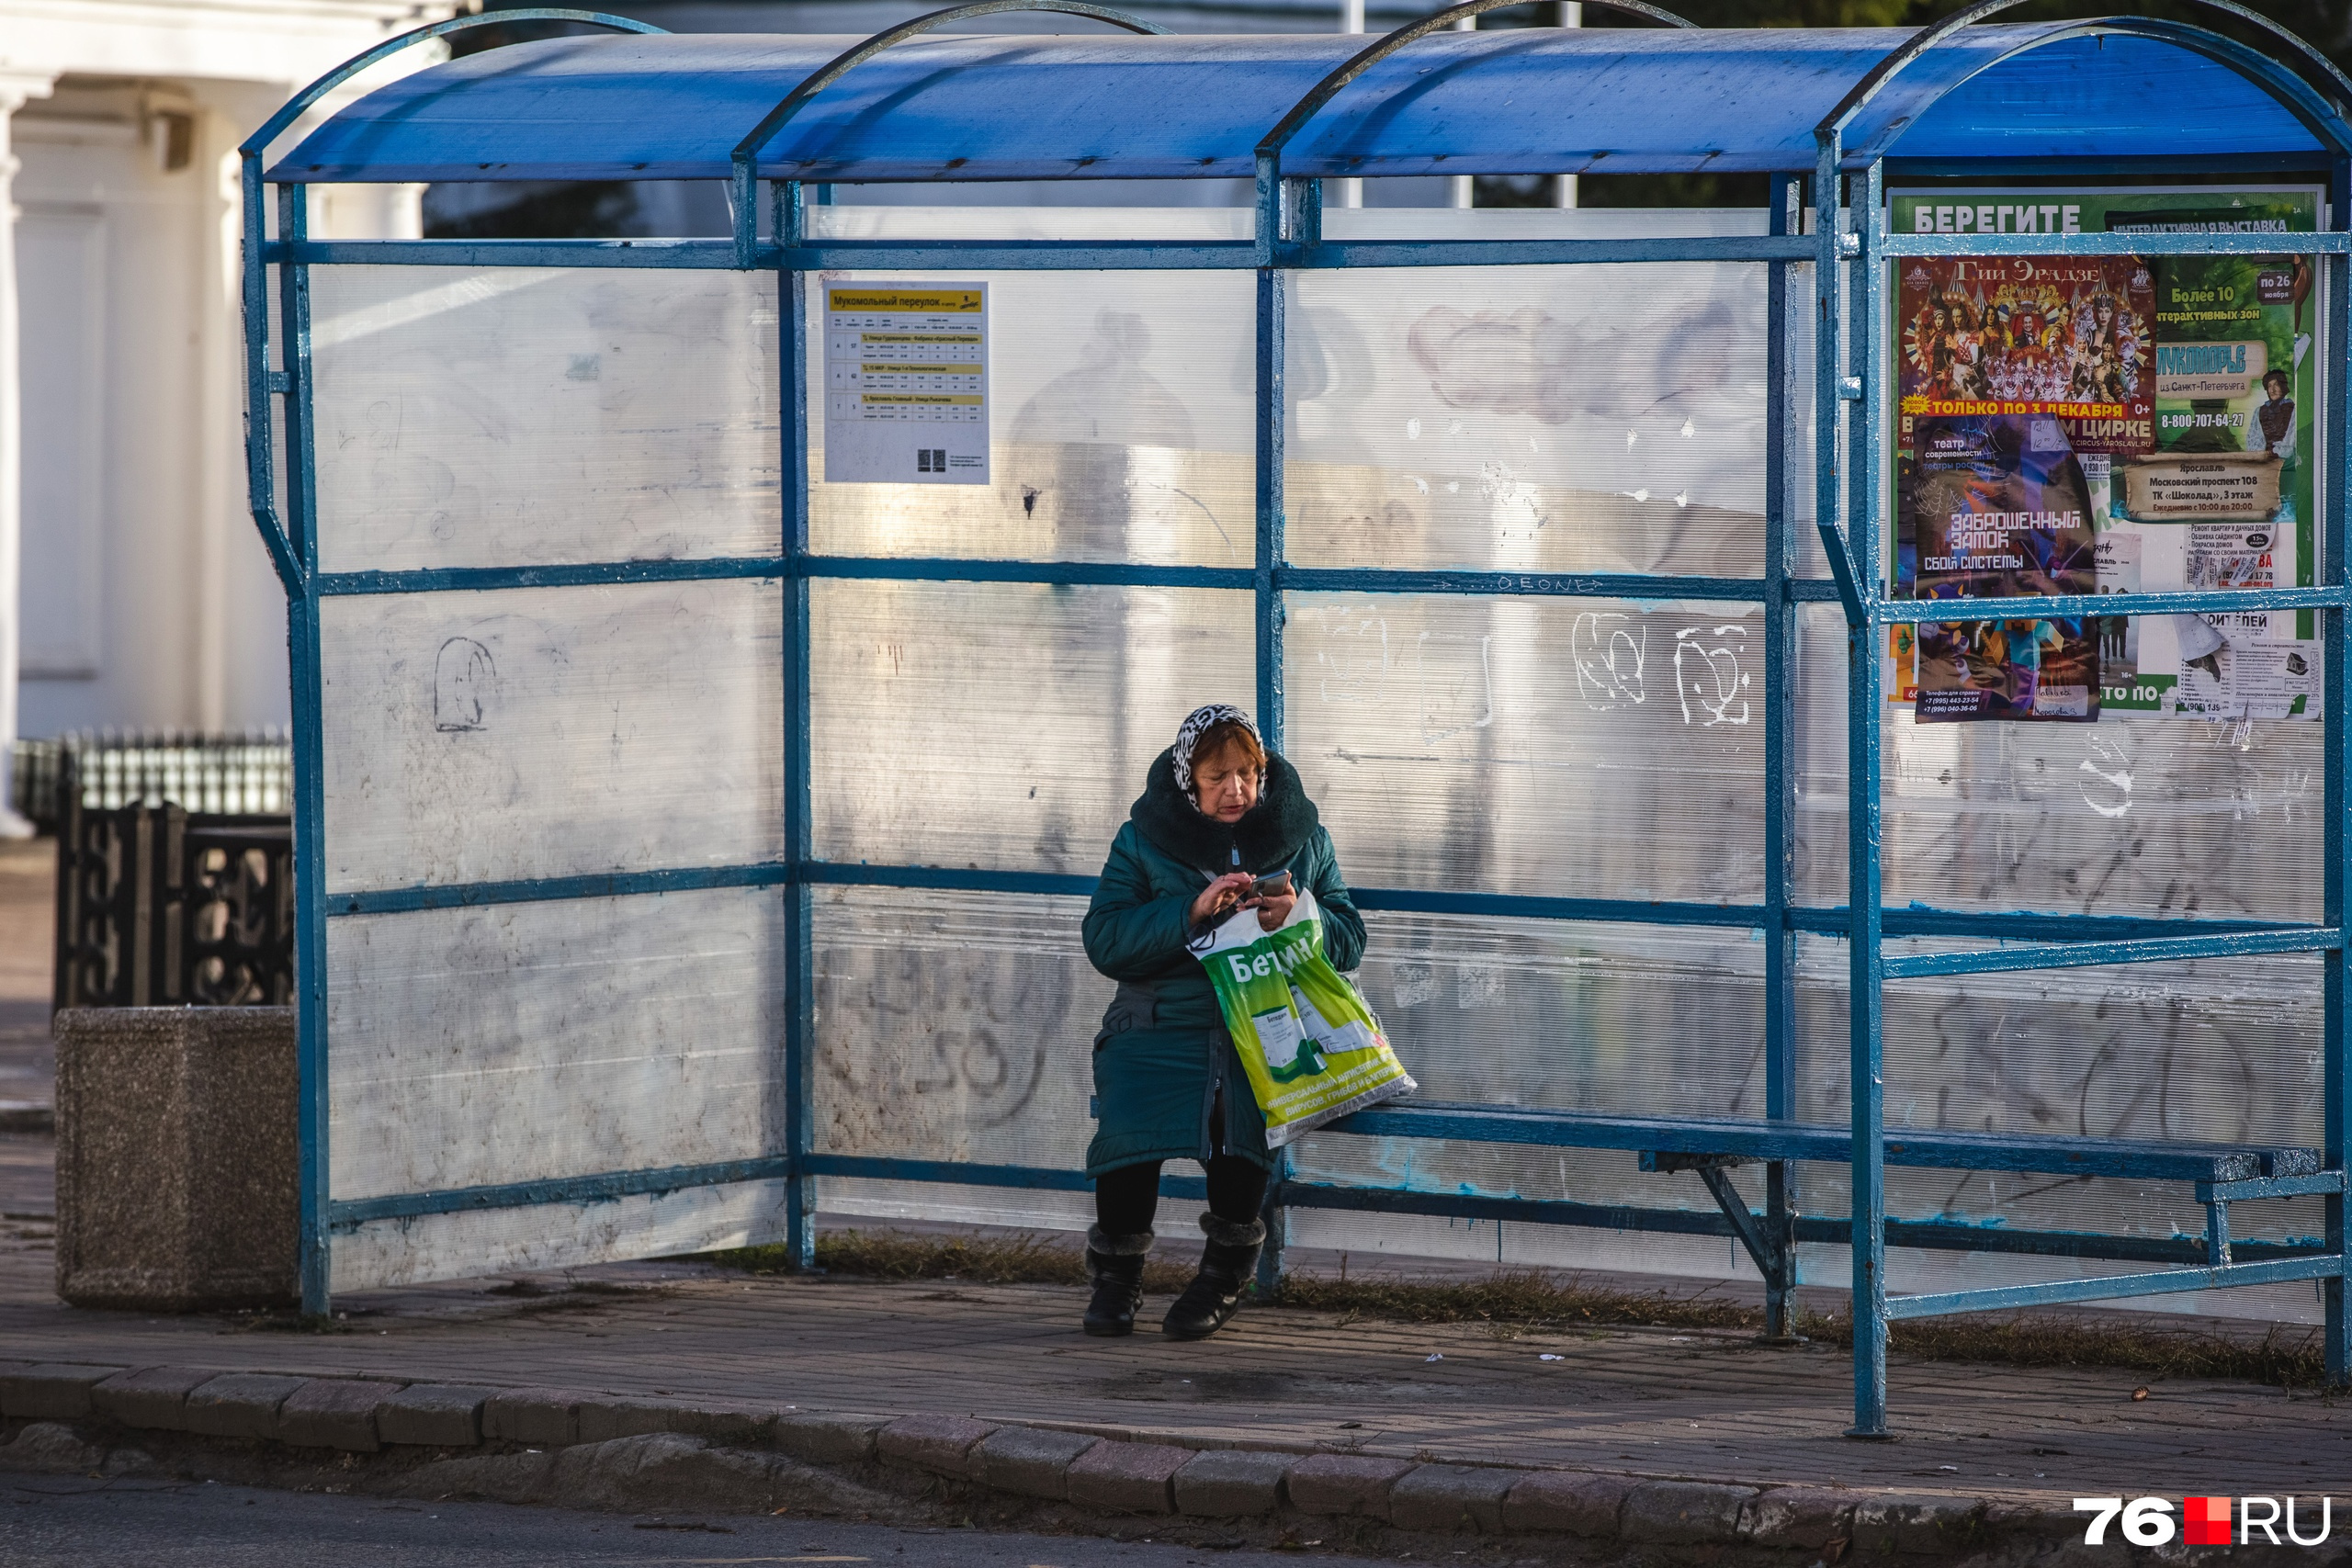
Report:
1647,1151,1801,1337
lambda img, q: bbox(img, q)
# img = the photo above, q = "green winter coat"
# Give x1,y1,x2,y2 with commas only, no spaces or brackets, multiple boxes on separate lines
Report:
1082,749,1365,1178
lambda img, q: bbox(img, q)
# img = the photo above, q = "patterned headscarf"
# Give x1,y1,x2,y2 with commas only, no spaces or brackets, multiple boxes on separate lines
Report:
1172,705,1261,796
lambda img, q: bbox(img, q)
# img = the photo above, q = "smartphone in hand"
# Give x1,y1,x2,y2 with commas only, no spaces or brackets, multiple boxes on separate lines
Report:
1247,870,1295,900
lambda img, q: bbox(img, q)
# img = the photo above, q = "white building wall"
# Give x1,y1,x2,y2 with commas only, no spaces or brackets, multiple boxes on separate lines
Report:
0,0,454,790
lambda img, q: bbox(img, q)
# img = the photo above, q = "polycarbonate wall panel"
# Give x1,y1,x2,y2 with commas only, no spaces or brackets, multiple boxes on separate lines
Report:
805,267,1253,565
334,1179,797,1294
327,887,788,1202
810,580,1253,874
320,579,783,895
310,267,778,573
1791,607,2324,923
1288,912,1758,1220
812,886,1102,1170
1795,935,2323,1258
1284,219,1818,579
1284,593,1764,901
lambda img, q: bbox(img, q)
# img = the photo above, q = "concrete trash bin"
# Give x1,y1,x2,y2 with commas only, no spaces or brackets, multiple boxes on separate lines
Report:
53,1007,298,1310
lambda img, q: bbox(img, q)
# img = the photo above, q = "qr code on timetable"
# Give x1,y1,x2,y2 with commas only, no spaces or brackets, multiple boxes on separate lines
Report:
916,448,948,472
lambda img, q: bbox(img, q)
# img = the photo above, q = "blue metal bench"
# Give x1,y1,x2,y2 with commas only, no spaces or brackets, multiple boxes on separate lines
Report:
1310,1100,2339,1328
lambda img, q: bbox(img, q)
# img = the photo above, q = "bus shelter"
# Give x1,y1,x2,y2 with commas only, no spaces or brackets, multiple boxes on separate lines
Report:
243,0,2352,1435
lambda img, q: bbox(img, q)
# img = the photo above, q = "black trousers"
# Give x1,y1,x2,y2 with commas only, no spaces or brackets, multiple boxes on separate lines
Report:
1094,1154,1267,1237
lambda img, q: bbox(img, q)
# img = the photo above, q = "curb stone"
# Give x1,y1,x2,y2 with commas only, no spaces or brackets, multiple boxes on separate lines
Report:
376,1383,495,1447
1745,1486,1868,1550
185,1373,307,1439
879,1413,999,1480
1502,1469,1636,1536
1173,1449,1293,1517
1624,1479,1759,1544
1388,1464,1514,1532
0,1361,2064,1559
0,1363,125,1422
277,1378,401,1451
92,1366,214,1431
1287,1453,1417,1520
978,1426,1100,1500
1856,1493,1994,1555
1066,1439,1189,1514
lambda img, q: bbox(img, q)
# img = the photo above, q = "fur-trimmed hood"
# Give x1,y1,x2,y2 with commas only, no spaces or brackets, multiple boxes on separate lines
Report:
1128,747,1320,875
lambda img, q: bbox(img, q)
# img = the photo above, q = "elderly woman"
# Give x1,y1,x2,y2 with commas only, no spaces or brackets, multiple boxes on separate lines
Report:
1080,705,1364,1340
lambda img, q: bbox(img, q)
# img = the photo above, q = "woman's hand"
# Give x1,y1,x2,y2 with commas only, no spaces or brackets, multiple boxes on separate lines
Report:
1189,873,1256,929
1253,890,1297,931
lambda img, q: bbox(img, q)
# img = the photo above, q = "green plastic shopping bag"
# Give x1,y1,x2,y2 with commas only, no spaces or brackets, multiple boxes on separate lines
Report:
1189,888,1415,1147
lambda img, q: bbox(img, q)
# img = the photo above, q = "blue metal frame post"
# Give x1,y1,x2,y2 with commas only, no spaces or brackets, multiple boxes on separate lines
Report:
278,182,333,1316
1761,170,1802,1343
1254,198,1291,1299
2328,157,2352,1382
780,179,819,1271
1847,158,1889,1436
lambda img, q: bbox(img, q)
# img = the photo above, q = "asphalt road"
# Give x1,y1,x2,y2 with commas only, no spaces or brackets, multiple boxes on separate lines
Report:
0,1474,1438,1568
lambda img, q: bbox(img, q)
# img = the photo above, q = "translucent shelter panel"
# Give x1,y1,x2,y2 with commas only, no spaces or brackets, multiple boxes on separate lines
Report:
1285,593,1765,902
334,1179,796,1294
805,266,1252,565
326,886,788,1202
810,580,1253,874
1792,644,2324,924
1289,912,1765,1206
811,886,1102,1171
310,267,779,573
1286,225,1803,578
1790,934,2320,1247
321,579,783,895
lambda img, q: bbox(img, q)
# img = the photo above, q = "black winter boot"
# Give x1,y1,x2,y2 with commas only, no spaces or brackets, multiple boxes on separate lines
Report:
1160,1213,1266,1341
1082,1226,1153,1337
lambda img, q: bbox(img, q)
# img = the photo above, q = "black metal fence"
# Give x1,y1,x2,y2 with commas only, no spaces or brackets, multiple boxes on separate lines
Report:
16,730,292,833
51,754,295,1010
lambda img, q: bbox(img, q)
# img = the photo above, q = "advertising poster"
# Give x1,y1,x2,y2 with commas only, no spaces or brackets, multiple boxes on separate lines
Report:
823,282,990,485
1900,412,2099,723
1889,189,2323,721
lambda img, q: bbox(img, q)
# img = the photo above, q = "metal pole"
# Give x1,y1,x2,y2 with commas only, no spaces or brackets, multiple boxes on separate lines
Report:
1554,2,1580,209
1761,169,1801,1343
1843,156,1891,1438
1335,0,1364,209
278,182,333,1318
1254,221,1290,1298
2325,157,2351,1382
1449,14,1475,210
781,179,819,1271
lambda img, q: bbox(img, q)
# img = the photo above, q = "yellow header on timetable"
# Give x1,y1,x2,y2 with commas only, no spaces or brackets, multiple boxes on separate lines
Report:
859,392,985,405
860,332,983,344
862,363,984,376
830,289,985,312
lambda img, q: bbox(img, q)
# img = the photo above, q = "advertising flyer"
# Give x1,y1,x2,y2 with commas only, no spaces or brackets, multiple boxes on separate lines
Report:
1889,189,2323,721
1900,412,2100,723
822,282,989,485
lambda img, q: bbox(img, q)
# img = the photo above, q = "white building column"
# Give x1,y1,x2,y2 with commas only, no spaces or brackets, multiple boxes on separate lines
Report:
0,69,57,837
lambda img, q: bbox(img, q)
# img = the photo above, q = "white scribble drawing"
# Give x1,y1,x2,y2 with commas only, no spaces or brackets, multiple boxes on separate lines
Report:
2079,733,2133,818
1673,624,1751,727
1570,613,1647,710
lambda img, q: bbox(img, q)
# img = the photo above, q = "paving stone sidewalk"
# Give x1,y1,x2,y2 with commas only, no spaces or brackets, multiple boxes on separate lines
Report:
0,1194,2343,1512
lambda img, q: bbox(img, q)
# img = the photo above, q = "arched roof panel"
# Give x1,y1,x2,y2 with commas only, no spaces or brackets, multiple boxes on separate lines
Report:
268,22,2333,185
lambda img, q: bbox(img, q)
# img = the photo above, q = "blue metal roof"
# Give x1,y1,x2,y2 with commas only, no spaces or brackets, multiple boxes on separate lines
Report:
272,22,2334,184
